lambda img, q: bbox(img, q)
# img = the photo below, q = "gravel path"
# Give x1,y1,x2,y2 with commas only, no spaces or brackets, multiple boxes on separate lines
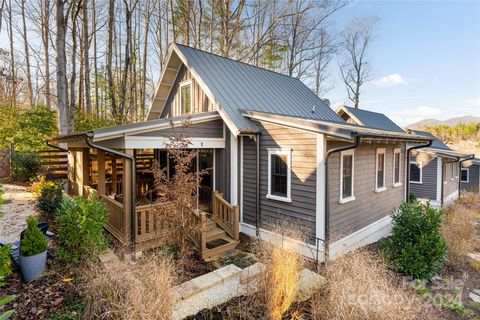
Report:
0,183,38,244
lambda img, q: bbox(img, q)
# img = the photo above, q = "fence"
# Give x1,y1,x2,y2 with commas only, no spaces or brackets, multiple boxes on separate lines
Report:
0,144,68,180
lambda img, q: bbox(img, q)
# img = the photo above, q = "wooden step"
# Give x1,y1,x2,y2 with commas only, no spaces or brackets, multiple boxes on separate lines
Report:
203,236,239,261
206,226,227,242
206,219,216,228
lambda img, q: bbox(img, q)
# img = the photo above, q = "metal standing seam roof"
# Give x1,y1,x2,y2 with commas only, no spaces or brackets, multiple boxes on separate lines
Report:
408,129,452,150
175,44,344,132
339,106,405,132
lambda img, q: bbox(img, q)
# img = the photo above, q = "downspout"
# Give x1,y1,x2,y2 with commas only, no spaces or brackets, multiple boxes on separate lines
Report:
459,155,475,198
255,132,261,236
406,140,433,202
84,132,137,247
324,135,361,262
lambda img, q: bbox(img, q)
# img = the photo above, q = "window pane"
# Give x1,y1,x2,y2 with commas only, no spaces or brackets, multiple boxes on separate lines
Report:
410,163,420,182
377,153,384,188
394,153,400,183
461,169,468,182
271,154,288,196
181,85,191,114
342,154,353,198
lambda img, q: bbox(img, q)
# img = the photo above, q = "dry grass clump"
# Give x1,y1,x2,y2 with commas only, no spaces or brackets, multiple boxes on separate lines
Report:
457,192,480,212
83,254,176,320
312,249,432,320
255,226,305,320
442,200,479,267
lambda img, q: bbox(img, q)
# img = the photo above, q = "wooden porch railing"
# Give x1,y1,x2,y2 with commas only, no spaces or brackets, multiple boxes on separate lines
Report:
134,204,160,243
101,194,127,242
190,210,207,255
211,191,239,241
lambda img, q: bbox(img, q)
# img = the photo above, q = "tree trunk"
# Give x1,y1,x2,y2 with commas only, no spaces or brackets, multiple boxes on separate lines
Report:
106,0,116,119
82,0,91,114
42,0,52,108
7,0,15,107
92,0,99,116
55,0,68,134
21,0,34,105
69,0,80,131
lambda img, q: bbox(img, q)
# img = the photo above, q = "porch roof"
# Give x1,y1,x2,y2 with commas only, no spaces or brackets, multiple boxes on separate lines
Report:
242,110,435,143
48,111,221,143
414,148,475,160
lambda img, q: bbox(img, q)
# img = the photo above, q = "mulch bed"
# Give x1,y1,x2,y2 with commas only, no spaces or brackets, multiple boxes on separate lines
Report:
2,262,83,320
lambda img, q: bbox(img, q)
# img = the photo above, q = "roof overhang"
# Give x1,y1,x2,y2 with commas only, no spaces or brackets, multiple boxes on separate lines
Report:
242,110,433,143
48,111,222,144
412,147,474,161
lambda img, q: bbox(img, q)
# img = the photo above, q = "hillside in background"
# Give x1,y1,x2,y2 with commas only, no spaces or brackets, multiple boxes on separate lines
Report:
407,116,480,157
407,115,480,129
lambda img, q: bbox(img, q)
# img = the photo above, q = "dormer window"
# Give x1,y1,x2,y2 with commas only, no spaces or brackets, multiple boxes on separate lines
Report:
180,80,192,114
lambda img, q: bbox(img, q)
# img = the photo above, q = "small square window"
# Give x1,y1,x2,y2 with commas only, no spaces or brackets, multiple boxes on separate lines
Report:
267,149,291,202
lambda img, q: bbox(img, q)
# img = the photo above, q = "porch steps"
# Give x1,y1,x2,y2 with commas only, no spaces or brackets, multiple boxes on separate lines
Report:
202,217,239,261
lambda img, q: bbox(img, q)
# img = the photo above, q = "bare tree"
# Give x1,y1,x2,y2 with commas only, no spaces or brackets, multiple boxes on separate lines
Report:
313,27,336,96
339,16,379,109
55,0,70,134
20,0,34,105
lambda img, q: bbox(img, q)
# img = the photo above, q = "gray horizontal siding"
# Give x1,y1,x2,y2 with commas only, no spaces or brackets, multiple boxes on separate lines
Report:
136,119,224,139
410,153,438,201
242,122,317,242
461,164,479,194
328,142,405,240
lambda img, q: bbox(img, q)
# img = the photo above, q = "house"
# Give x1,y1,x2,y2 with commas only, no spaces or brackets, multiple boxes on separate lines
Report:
461,158,480,194
48,43,433,262
406,130,474,208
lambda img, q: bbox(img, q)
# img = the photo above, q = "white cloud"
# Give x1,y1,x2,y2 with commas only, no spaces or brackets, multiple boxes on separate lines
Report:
372,74,408,87
466,98,480,107
386,105,443,127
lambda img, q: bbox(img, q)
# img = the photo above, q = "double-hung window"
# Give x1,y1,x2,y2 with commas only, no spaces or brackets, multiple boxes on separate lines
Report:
180,80,192,114
340,150,355,203
267,149,291,202
393,148,402,187
375,148,386,192
410,160,422,183
461,168,469,183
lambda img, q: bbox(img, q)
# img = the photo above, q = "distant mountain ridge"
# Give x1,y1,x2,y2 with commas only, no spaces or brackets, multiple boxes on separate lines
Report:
407,115,480,129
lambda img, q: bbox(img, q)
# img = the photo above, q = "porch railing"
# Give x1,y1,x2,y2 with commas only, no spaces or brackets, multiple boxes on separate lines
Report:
134,204,160,243
190,210,207,255
211,191,239,241
101,194,127,242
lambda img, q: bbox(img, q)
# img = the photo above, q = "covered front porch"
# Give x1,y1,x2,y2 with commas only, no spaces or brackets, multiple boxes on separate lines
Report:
56,113,240,260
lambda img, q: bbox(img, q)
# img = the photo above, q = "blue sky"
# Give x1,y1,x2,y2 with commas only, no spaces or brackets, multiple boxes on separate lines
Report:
326,0,480,126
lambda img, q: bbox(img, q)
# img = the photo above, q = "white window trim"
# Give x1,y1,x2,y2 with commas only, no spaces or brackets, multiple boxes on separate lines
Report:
179,79,193,115
267,148,292,203
461,168,469,183
392,148,402,187
375,148,387,192
410,160,423,184
339,149,355,204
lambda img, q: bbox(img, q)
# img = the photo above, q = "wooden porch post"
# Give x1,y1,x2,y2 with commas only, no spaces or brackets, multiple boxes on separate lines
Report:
81,148,89,196
97,150,106,196
123,149,134,242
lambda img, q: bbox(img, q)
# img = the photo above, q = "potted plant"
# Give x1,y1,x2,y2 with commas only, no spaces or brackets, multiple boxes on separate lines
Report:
19,216,48,282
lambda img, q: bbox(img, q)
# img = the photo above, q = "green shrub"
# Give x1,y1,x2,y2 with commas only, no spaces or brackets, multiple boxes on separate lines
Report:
0,244,12,277
37,181,63,216
0,276,15,319
12,152,42,182
20,216,48,257
56,196,108,263
381,200,447,280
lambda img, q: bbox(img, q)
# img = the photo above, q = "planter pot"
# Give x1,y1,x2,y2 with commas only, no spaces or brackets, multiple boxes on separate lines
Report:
19,250,47,282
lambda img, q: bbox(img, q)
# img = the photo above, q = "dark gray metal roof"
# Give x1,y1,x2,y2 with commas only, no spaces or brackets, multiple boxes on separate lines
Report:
175,44,344,132
409,130,452,150
341,106,404,132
